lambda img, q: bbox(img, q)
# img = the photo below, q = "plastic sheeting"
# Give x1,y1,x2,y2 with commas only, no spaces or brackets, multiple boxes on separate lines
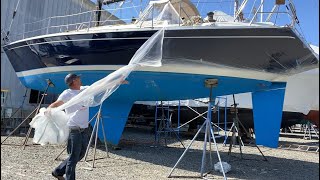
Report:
29,107,69,145
136,69,319,114
135,45,319,114
30,28,165,145
136,0,181,25
283,68,319,114
55,30,164,111
29,1,181,145
136,1,319,80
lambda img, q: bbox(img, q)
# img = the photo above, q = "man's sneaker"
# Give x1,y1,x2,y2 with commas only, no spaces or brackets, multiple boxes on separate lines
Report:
52,171,65,180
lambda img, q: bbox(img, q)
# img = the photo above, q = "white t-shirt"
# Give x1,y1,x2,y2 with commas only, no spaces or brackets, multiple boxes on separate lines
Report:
57,86,89,128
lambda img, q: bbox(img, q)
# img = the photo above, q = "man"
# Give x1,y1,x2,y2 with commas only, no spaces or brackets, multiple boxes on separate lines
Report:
49,73,90,180
50,73,128,180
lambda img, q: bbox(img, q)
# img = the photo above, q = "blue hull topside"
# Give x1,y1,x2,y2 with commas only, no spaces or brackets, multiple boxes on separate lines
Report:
20,70,286,147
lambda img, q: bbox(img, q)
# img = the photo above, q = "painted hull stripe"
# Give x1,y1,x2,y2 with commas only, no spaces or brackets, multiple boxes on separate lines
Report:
16,65,289,82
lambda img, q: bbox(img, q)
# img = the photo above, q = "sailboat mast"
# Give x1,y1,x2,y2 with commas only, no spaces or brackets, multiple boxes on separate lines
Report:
5,0,21,42
96,0,103,27
234,0,239,18
260,0,264,22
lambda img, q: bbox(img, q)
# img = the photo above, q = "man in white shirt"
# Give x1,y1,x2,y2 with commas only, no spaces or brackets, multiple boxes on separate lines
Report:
49,73,90,180
49,73,129,180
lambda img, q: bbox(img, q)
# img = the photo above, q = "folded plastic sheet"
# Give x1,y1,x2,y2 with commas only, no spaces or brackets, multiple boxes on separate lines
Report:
29,108,69,145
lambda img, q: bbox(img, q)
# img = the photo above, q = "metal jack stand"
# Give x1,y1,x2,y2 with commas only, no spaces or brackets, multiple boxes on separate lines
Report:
83,104,109,168
168,79,227,179
223,98,244,158
303,121,319,140
54,111,100,161
155,101,185,148
1,79,54,149
225,95,267,161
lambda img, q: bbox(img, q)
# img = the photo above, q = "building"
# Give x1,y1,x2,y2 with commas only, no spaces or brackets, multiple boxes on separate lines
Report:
1,0,120,131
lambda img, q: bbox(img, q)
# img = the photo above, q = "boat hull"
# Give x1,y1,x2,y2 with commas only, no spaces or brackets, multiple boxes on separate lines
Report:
3,26,315,147
4,27,318,76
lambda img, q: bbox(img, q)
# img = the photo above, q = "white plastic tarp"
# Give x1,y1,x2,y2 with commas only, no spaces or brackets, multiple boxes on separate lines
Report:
137,0,181,25
136,45,319,114
29,1,181,145
30,28,165,145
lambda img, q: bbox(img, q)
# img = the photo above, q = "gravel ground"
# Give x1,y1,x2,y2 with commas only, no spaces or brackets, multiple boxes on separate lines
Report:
1,127,319,180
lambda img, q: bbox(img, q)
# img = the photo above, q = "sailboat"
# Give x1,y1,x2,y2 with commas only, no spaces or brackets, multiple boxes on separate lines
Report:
2,0,318,147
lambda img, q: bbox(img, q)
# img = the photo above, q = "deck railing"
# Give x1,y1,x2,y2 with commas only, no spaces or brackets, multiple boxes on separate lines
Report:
2,1,296,44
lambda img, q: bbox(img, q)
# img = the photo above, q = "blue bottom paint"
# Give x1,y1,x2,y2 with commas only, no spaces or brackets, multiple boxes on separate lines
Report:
19,71,271,101
252,85,286,148
19,70,284,145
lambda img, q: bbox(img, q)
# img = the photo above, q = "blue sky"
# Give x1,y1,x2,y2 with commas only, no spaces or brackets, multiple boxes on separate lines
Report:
292,0,319,46
92,0,319,46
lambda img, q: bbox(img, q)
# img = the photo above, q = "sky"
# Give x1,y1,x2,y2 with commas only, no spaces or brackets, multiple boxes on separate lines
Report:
92,0,319,46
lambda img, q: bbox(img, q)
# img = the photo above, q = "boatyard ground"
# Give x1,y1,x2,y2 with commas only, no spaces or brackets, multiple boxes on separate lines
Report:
1,126,319,180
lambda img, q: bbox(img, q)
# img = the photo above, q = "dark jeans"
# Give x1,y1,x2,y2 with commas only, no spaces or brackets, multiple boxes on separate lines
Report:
53,129,89,180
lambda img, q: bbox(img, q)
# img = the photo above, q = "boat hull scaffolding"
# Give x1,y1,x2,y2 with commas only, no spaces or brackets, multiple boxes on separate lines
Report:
3,26,318,146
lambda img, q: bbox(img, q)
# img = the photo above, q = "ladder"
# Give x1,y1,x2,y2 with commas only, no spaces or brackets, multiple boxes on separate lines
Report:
1,89,10,134
154,101,184,147
1,89,10,120
154,101,171,144
303,121,319,140
214,96,228,140
1,89,9,107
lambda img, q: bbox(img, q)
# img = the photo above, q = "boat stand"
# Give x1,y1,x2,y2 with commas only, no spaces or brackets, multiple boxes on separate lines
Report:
53,111,99,161
186,102,228,139
83,104,110,168
177,101,227,138
225,95,267,161
303,121,319,140
1,79,54,149
168,79,227,179
54,105,109,168
155,101,185,148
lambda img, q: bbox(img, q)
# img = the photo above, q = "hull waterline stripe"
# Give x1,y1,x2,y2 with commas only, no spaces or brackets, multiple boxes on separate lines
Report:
16,65,289,82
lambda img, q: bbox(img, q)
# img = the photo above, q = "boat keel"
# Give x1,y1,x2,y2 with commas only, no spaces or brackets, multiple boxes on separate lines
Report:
252,84,286,148
89,100,134,145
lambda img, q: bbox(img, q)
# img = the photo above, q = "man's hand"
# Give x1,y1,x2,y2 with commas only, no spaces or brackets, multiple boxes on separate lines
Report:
44,107,52,117
121,80,129,85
